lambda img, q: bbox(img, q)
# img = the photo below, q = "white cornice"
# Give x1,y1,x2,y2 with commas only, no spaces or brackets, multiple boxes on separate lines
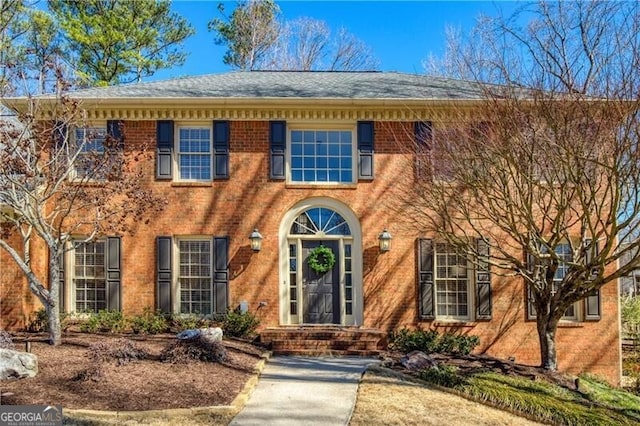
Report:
3,97,485,121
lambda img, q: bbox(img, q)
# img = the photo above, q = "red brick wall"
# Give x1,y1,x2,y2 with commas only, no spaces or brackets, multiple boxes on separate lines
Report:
0,231,41,330
2,118,621,384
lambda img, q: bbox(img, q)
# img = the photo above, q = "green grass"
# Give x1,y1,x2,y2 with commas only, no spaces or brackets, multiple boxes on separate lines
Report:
421,371,640,426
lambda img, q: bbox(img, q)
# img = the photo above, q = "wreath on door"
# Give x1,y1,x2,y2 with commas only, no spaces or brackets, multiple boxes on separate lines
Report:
308,245,336,274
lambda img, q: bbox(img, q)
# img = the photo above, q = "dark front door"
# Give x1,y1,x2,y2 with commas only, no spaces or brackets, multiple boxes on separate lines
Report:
303,240,340,324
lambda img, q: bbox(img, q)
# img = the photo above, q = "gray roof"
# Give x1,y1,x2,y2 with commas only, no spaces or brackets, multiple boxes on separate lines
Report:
65,71,486,100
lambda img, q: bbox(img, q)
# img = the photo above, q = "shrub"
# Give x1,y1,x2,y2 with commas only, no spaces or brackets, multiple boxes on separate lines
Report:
419,365,467,388
222,309,260,338
79,310,128,333
0,330,14,350
160,339,227,364
26,308,70,333
389,328,480,355
170,314,212,332
75,338,148,381
130,308,170,334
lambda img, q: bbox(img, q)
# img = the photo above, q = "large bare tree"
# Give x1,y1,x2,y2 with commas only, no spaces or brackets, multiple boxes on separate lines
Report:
403,1,640,370
1,87,165,345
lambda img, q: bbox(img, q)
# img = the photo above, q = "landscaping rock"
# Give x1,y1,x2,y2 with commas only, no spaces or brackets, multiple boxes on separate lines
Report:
176,329,201,341
199,327,223,343
0,349,38,380
176,327,223,343
400,351,437,371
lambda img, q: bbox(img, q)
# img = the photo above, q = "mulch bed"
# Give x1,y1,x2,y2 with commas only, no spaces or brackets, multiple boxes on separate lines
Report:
382,350,578,390
0,333,267,411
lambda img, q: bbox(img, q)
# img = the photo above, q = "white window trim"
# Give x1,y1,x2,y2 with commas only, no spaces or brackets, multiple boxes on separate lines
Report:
65,237,107,313
286,123,357,185
172,236,214,316
433,243,475,322
173,122,213,182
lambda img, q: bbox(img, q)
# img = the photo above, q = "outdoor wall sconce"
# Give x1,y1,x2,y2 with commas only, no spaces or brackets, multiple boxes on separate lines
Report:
249,228,263,252
378,229,392,252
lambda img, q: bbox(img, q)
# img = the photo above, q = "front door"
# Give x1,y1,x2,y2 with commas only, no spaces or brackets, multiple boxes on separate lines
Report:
303,240,340,324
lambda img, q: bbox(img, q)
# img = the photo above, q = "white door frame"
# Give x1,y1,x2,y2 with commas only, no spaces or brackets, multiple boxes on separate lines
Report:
278,197,363,326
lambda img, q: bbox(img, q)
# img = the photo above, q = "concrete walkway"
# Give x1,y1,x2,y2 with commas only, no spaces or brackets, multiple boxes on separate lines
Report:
230,356,378,426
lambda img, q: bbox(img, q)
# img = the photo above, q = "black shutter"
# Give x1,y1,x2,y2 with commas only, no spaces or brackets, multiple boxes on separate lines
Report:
357,121,374,180
213,120,229,179
415,121,432,179
57,249,65,311
584,239,601,321
106,120,124,149
418,239,435,320
270,121,286,179
53,121,67,148
213,237,229,314
157,237,172,313
106,237,121,311
156,120,174,179
526,251,537,319
476,238,492,320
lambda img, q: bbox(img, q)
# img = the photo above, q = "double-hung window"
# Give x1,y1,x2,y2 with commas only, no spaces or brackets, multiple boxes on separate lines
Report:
177,126,212,181
528,242,579,320
178,239,213,315
289,128,354,183
419,239,492,322
73,239,107,312
434,242,472,320
74,126,107,179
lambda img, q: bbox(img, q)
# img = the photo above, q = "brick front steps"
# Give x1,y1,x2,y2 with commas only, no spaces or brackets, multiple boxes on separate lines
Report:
259,326,387,357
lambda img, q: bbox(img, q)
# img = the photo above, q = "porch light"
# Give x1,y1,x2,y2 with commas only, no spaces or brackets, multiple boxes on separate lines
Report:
378,229,392,252
249,228,263,252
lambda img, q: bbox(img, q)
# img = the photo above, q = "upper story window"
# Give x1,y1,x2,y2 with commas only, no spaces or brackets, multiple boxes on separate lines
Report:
288,128,355,184
177,126,212,181
74,126,107,179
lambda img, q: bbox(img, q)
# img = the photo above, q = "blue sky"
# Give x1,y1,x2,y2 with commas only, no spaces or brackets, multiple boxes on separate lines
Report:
151,1,519,81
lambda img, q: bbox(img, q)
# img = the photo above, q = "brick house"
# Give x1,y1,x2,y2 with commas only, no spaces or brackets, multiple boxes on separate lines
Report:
1,71,621,384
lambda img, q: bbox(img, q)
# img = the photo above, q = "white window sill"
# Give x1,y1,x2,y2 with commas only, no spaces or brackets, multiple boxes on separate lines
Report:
285,183,358,190
171,181,212,187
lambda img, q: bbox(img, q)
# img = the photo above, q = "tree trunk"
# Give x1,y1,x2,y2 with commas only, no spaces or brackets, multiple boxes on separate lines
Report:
47,248,62,346
537,314,559,371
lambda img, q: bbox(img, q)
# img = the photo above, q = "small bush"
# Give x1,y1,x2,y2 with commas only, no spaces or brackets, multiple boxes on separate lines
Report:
75,338,148,381
160,339,227,364
389,328,439,353
130,309,170,334
170,314,212,332
419,365,467,388
26,308,70,333
0,330,14,350
80,310,128,333
389,328,480,355
222,309,260,338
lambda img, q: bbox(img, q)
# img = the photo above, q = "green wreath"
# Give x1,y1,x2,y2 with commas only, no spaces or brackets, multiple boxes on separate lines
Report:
308,245,336,274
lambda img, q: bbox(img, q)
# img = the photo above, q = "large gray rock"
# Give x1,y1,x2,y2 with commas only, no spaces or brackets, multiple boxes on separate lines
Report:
0,348,38,380
400,350,437,371
199,327,223,344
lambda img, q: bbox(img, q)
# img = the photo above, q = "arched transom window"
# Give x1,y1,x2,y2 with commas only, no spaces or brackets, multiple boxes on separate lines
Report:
290,208,351,236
